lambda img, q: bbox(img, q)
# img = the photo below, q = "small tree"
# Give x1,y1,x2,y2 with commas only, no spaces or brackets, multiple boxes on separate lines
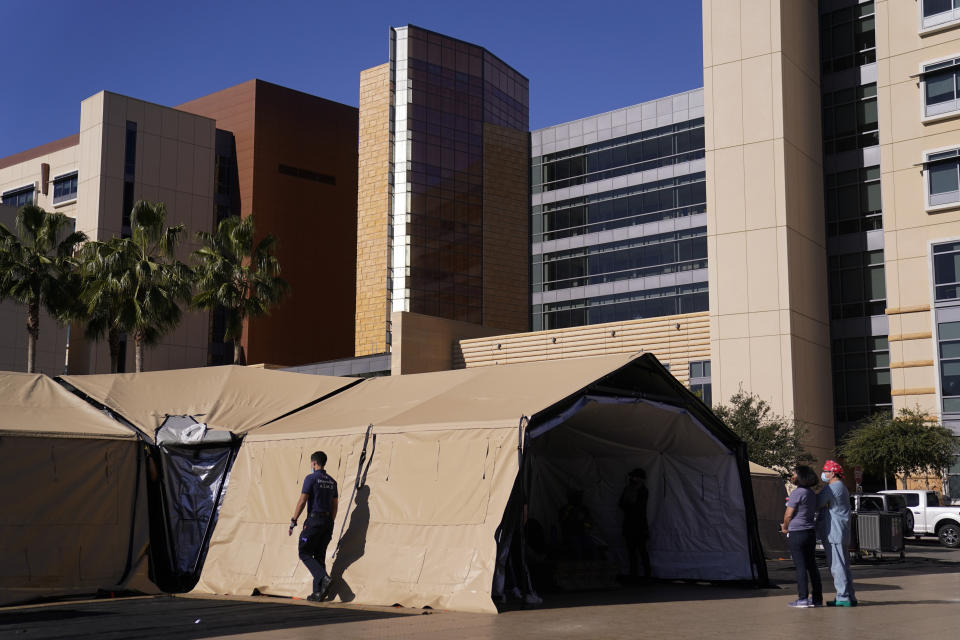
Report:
713,389,814,480
839,408,959,489
0,204,87,373
81,201,192,372
191,215,288,365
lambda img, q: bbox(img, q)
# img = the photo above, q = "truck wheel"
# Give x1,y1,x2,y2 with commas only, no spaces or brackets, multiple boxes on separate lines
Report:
938,523,960,548
903,511,914,537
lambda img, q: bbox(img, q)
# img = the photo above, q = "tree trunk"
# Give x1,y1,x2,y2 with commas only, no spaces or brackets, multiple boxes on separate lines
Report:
26,301,39,374
233,341,245,365
108,329,122,373
134,331,144,372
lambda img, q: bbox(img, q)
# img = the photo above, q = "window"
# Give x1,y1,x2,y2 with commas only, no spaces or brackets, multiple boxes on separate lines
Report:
927,491,942,507
1,185,34,207
922,0,960,31
824,166,882,236
923,58,960,118
938,320,960,413
934,241,960,301
52,172,78,204
904,493,920,507
821,1,876,74
689,360,712,406
828,250,886,319
822,84,879,154
926,149,960,209
831,335,891,423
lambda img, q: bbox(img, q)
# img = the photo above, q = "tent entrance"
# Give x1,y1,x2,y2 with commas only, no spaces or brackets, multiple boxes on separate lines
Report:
498,398,756,601
148,415,239,592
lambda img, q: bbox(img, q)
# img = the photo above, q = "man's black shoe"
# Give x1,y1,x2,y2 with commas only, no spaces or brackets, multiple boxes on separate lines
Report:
306,592,324,602
318,576,333,600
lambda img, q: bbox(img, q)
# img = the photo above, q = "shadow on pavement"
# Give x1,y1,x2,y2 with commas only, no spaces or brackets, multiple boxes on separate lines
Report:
0,595,407,640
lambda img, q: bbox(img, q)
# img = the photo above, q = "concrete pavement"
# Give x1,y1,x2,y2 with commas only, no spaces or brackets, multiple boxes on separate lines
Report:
3,541,958,639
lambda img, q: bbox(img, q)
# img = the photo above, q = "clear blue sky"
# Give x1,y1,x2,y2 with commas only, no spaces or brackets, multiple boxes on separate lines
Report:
0,0,703,159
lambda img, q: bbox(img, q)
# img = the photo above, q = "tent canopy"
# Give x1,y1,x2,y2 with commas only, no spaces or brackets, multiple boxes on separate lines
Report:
197,353,765,613
60,365,358,437
0,373,148,605
254,353,642,438
0,372,135,439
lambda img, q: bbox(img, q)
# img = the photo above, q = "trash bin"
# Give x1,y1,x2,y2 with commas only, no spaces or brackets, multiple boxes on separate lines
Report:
854,511,904,560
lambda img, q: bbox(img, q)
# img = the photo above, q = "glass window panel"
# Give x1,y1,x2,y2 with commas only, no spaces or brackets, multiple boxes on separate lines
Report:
924,0,954,17
859,98,878,128
925,71,957,106
862,182,882,212
941,341,960,359
934,252,960,285
940,321,960,340
867,266,886,299
944,397,960,412
929,161,960,195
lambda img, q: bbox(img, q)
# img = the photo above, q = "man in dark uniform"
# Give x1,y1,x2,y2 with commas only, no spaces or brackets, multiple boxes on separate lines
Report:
289,451,338,601
619,467,651,580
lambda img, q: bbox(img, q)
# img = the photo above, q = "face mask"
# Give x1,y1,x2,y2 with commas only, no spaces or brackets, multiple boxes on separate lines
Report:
821,472,830,482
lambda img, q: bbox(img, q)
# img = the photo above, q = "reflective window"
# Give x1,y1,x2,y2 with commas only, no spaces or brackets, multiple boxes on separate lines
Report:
934,241,960,301
538,283,708,329
1,185,35,207
824,166,882,237
821,1,876,74
533,120,704,193
538,228,707,292
822,84,878,154
831,335,891,423
828,250,886,319
533,173,706,243
52,172,78,204
689,360,712,406
922,0,960,30
927,149,960,208
924,58,960,118
939,320,960,414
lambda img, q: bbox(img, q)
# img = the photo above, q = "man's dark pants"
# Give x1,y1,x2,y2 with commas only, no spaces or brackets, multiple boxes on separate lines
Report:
299,513,333,593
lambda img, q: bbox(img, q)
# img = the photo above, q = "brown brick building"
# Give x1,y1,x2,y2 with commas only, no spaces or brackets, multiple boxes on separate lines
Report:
179,80,359,367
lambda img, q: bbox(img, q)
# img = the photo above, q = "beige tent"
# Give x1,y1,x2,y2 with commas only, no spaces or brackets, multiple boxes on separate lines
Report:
749,463,790,557
0,373,148,605
195,353,766,613
59,365,360,436
57,365,359,592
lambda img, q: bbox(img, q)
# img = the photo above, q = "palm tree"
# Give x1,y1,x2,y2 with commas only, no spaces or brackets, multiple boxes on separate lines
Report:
0,204,87,373
82,200,192,372
192,215,288,364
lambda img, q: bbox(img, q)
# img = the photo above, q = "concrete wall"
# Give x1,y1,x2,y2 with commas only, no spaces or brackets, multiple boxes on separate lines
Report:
354,64,393,357
876,0,960,417
391,310,503,375
0,91,217,374
703,0,834,460
457,311,710,386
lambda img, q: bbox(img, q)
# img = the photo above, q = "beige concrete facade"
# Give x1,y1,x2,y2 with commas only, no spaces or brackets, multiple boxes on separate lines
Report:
391,311,505,375
877,0,960,417
354,64,393,357
703,0,834,461
0,91,216,374
457,311,710,385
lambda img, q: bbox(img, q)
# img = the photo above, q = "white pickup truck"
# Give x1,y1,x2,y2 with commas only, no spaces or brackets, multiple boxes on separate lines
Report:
879,490,960,548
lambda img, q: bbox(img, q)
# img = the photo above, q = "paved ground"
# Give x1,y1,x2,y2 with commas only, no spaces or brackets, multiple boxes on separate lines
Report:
3,540,958,639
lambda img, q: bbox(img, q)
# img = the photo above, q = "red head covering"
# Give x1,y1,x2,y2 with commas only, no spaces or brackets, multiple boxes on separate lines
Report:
823,460,844,477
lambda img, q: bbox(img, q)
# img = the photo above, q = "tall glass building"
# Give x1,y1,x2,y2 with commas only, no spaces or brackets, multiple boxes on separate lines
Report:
529,90,707,331
818,0,892,439
355,25,530,357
